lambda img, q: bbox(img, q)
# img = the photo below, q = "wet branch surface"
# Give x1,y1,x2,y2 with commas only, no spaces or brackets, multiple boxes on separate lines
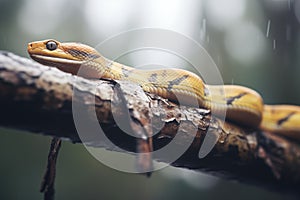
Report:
0,51,299,194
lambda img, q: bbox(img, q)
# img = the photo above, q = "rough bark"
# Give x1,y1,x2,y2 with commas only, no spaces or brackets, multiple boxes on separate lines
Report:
0,51,299,194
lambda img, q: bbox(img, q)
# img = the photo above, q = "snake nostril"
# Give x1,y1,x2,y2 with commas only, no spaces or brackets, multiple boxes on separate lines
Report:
28,43,34,49
27,43,33,51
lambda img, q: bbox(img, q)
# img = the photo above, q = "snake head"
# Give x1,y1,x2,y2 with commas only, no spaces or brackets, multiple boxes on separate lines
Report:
27,39,102,77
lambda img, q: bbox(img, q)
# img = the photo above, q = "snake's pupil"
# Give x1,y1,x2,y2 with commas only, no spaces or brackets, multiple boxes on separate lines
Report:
46,41,57,51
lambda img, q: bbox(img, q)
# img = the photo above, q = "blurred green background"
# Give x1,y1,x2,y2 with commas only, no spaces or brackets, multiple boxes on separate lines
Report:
0,0,299,199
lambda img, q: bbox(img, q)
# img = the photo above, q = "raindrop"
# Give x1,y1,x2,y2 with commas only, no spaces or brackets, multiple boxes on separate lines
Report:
273,39,276,50
266,20,271,38
206,34,210,43
200,18,207,42
294,0,300,23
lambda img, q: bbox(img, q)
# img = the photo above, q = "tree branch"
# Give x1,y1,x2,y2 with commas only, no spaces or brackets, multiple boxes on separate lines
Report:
0,51,299,194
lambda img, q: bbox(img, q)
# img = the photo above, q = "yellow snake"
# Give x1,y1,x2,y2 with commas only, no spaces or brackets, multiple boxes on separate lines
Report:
27,39,300,141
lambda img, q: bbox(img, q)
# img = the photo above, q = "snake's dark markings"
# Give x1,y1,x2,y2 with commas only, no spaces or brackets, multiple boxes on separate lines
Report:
167,75,189,90
161,70,168,78
67,49,100,59
277,112,296,126
226,93,247,105
121,67,132,77
148,73,158,82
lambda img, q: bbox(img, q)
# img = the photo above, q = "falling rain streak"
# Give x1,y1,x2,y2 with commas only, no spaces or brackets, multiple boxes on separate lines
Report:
200,18,207,42
266,20,271,38
200,18,210,44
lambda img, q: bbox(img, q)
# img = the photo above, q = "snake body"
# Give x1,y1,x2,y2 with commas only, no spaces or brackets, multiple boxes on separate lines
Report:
27,39,300,141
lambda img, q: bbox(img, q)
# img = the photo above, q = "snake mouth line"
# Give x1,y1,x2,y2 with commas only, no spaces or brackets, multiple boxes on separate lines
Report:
30,54,84,66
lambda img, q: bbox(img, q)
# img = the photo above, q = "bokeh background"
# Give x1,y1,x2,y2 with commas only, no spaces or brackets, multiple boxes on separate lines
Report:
0,0,299,199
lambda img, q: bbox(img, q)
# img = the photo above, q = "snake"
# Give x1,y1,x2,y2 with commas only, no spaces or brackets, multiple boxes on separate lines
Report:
27,39,300,141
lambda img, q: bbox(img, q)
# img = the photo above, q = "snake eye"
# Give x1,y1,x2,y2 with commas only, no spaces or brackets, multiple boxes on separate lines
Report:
46,41,57,51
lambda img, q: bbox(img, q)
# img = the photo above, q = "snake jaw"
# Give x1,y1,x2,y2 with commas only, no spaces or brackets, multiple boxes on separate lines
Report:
29,54,84,75
29,54,83,65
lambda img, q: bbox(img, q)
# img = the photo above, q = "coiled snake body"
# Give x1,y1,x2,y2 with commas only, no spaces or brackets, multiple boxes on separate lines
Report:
27,39,300,141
